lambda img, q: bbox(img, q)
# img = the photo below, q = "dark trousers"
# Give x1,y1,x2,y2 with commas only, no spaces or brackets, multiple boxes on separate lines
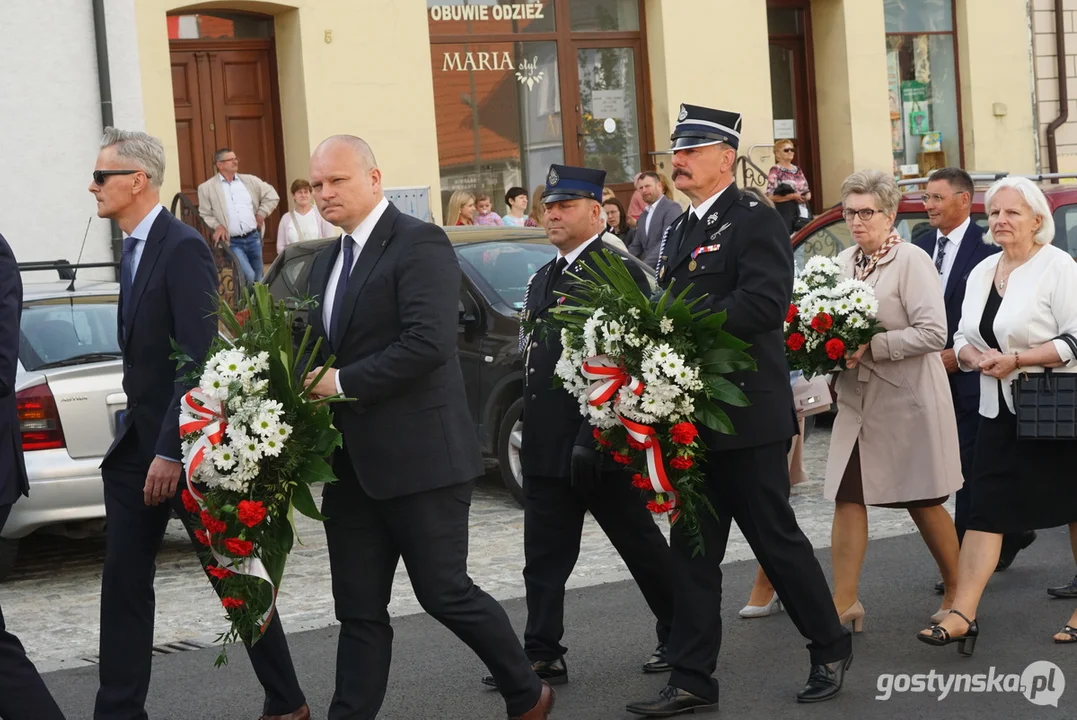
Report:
0,504,66,720
666,441,852,702
95,437,305,720
322,451,541,719
523,472,673,660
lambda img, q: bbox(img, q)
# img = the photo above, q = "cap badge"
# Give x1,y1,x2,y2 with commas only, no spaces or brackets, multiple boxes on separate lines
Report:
547,168,559,186
677,104,688,122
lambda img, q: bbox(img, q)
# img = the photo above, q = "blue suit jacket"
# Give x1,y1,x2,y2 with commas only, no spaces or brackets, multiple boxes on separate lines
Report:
913,221,999,410
104,208,218,466
0,233,28,507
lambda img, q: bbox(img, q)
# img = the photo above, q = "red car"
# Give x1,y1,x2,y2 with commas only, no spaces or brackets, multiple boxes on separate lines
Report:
790,175,1077,265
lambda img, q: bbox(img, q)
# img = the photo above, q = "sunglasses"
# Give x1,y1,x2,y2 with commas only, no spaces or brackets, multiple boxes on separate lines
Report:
782,148,795,153
93,169,147,185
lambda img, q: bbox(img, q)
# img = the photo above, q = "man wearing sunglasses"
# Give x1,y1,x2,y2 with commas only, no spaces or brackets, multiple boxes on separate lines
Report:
89,128,308,720
196,148,280,284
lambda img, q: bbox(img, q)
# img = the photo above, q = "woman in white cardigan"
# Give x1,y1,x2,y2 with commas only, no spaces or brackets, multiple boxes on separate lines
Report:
918,176,1077,653
276,178,336,254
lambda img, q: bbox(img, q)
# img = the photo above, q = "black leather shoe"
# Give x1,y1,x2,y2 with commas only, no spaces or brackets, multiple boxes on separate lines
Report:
642,643,670,673
996,530,1036,571
796,653,852,703
482,657,568,689
934,580,945,595
1048,573,1077,599
626,685,719,717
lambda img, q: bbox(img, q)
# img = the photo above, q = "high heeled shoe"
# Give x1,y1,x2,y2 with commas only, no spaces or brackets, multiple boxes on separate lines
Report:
917,608,979,656
929,607,952,625
739,594,783,618
837,600,865,633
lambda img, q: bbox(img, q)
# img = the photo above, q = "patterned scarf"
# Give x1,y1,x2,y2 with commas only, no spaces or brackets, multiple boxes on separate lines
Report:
853,230,903,281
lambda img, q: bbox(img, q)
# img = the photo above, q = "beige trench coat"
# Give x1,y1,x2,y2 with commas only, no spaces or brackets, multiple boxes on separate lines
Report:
824,242,963,505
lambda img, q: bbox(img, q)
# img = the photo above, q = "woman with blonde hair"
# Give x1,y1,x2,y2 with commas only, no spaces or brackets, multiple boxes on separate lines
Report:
826,169,963,634
918,176,1077,652
446,190,476,226
525,185,546,228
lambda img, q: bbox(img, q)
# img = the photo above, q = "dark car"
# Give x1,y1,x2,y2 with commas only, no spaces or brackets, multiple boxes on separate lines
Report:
264,225,654,503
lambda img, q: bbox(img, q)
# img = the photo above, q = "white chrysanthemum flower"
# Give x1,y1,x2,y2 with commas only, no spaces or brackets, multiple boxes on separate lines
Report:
792,279,810,297
847,313,867,329
212,444,239,472
261,436,283,457
659,317,675,334
273,423,293,443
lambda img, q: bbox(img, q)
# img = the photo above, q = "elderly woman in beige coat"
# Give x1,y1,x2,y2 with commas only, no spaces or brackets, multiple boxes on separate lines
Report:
825,169,963,633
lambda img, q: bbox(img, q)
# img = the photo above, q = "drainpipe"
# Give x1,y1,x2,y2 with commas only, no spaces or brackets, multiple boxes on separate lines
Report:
1045,0,1068,182
92,0,124,269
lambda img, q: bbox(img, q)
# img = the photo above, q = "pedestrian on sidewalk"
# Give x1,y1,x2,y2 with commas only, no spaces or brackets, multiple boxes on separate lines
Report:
626,104,852,718
919,176,1077,652
302,135,553,719
488,164,674,691
825,169,963,634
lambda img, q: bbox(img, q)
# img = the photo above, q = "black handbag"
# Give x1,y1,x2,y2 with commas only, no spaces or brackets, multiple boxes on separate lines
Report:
1013,334,1077,439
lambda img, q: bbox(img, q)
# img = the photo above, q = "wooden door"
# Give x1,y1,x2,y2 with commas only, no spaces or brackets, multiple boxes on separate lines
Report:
171,39,286,262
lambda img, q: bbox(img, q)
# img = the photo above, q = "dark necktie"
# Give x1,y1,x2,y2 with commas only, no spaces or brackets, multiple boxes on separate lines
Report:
120,235,138,333
934,236,948,275
545,257,568,298
330,235,355,341
678,212,699,256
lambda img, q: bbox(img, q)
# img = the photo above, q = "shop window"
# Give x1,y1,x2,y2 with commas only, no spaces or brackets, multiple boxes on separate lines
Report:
427,1,555,37
167,12,273,39
884,0,953,33
569,0,639,32
577,47,641,183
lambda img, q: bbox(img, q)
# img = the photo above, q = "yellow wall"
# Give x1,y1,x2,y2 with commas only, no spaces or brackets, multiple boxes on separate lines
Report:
644,0,774,191
811,0,893,204
955,0,1037,174
136,0,444,222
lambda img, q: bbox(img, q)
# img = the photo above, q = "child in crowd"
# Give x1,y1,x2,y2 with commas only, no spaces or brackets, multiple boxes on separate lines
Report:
474,193,504,226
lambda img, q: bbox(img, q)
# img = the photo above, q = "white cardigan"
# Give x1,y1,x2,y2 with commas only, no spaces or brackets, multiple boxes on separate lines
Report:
953,243,1077,417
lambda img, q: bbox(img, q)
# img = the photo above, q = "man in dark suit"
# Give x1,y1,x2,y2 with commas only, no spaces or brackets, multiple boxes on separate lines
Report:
913,168,1034,586
479,165,673,689
90,128,308,720
627,171,682,268
301,135,552,720
626,105,851,718
0,232,66,720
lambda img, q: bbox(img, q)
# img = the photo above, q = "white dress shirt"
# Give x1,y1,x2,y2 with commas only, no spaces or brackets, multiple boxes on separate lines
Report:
219,173,258,236
931,216,971,289
125,203,165,276
953,243,1077,416
559,233,601,265
691,184,731,220
323,197,390,396
643,200,657,235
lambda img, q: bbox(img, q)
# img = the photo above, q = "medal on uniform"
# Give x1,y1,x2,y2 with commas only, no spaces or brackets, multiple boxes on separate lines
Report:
688,259,697,271
689,243,722,271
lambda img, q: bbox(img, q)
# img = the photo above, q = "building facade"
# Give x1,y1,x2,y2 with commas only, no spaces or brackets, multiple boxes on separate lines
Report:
0,0,1047,265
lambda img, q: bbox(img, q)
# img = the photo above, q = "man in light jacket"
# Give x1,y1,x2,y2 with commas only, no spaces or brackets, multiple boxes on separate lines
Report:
627,171,682,268
197,148,279,283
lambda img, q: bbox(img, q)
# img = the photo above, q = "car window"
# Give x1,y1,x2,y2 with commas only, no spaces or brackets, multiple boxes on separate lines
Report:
280,255,309,295
20,295,120,370
1051,204,1077,258
456,242,558,309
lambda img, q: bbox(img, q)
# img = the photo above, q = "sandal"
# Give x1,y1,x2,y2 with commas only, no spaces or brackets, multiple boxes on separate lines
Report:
916,609,979,656
1053,625,1077,644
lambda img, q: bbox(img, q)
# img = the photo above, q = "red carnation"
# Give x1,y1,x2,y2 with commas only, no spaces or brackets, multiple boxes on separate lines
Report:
200,510,227,534
786,332,806,351
592,427,612,447
194,529,211,546
810,313,834,333
646,496,674,514
631,473,651,489
670,456,694,470
626,437,646,451
237,500,268,528
235,309,250,327
224,538,254,557
181,489,200,514
825,338,847,361
786,304,798,323
670,422,698,446
221,597,244,609
207,565,233,580
611,451,632,465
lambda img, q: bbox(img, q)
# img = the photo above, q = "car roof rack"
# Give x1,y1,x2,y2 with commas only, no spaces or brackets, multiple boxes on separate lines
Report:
17,260,120,281
898,172,1077,187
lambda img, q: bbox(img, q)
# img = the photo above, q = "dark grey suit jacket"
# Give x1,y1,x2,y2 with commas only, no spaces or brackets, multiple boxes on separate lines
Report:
628,196,682,268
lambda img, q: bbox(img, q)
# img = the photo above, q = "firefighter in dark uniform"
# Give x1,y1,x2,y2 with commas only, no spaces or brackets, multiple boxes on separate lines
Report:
482,164,674,689
625,106,853,717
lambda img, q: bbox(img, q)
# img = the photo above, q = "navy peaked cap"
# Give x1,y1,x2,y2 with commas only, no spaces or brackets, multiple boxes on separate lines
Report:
663,103,743,152
541,164,606,204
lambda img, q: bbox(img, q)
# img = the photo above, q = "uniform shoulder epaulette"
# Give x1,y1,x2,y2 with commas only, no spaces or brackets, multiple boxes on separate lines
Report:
737,194,762,209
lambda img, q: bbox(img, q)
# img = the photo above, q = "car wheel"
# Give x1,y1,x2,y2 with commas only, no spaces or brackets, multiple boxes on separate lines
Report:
0,537,19,582
496,398,525,505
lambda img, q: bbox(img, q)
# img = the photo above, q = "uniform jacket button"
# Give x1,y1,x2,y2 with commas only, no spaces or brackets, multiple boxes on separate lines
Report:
531,341,538,349
855,387,861,395
856,416,862,424
531,394,537,401
528,368,535,374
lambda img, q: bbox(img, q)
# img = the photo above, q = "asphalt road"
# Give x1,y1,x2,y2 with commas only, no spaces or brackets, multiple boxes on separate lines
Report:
43,527,1077,719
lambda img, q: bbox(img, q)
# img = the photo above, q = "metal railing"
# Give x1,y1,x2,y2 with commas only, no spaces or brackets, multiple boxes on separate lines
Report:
170,193,246,310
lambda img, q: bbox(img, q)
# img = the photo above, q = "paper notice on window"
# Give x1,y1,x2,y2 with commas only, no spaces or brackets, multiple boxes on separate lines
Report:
773,119,796,139
592,90,625,120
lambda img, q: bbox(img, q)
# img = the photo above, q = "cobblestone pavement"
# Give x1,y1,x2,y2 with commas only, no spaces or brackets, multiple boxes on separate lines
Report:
4,426,949,672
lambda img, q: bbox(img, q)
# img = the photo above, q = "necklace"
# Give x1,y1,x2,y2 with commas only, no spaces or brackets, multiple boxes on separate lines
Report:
995,245,1036,292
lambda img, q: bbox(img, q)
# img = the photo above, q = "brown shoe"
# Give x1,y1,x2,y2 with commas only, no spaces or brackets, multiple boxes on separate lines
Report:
260,704,310,720
510,681,555,719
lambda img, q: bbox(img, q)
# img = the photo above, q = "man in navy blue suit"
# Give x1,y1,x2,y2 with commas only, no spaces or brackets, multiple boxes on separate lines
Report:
89,128,308,720
0,233,66,719
914,168,1035,592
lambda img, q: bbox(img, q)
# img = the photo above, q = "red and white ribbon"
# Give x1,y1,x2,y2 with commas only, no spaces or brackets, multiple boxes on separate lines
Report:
180,388,278,633
581,354,678,511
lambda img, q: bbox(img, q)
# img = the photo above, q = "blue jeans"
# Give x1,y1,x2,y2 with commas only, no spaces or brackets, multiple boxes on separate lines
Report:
230,229,264,283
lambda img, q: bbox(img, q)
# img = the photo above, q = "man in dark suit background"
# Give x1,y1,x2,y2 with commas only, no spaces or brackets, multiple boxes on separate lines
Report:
626,105,851,718
90,128,308,720
627,171,682,268
481,164,673,689
914,168,1034,585
302,135,552,720
0,232,66,720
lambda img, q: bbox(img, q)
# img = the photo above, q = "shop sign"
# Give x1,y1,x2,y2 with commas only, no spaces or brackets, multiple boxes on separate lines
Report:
429,2,546,23
439,51,546,90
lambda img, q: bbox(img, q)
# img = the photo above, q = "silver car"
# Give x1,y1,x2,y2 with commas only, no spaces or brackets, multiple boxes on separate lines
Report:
0,276,122,580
